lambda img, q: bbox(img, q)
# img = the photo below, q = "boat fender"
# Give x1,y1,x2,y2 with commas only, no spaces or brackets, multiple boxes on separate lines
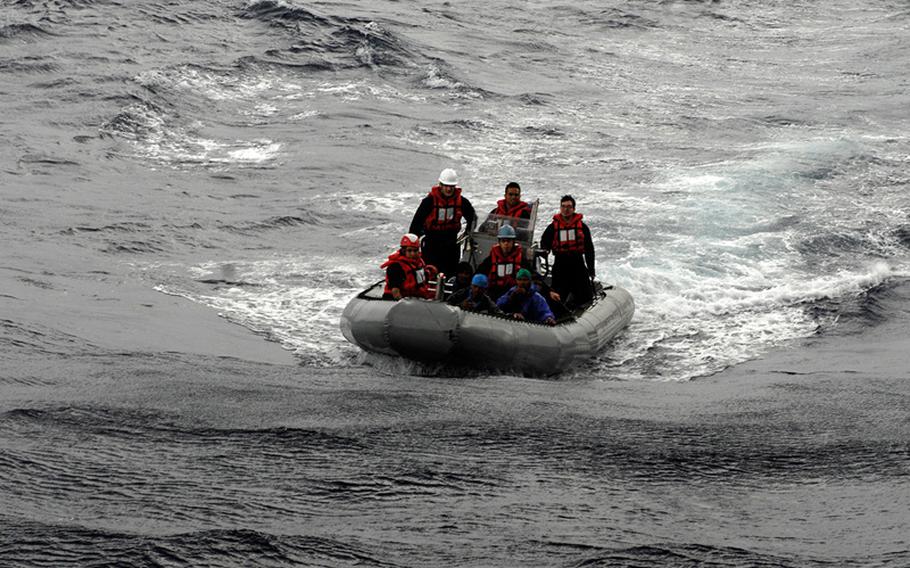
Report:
384,299,460,361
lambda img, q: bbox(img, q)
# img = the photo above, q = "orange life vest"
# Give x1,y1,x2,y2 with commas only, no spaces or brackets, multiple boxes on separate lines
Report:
423,185,463,232
494,198,531,219
488,243,523,290
381,251,430,298
550,213,585,254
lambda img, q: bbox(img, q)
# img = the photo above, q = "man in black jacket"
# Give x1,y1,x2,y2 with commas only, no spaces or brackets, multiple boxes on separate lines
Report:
408,168,476,278
539,195,595,308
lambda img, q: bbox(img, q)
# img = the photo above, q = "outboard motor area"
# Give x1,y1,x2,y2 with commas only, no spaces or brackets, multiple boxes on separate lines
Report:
385,300,460,361
460,199,539,270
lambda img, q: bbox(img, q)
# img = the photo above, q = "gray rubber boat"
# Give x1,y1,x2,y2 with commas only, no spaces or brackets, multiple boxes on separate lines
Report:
342,204,634,375
340,281,634,376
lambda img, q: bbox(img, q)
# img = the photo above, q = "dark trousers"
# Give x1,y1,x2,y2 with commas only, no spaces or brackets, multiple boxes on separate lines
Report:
422,235,460,278
551,254,593,308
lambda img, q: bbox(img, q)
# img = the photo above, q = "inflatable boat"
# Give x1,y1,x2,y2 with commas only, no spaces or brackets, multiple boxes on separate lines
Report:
340,203,634,375
340,280,634,375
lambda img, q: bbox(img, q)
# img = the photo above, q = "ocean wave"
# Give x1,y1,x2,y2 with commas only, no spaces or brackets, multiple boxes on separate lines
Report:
418,62,492,98
894,224,910,248
0,521,401,568
218,213,324,234
0,56,59,73
17,153,80,168
424,413,910,485
101,100,282,168
101,240,169,255
61,222,152,235
515,92,553,106
241,0,413,70
0,22,53,40
0,318,90,356
239,1,490,97
810,278,910,335
564,543,811,568
1,405,366,453
239,0,332,27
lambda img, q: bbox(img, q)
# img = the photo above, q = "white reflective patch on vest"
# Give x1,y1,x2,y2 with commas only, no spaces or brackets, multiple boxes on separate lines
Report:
496,264,513,277
437,207,455,222
415,269,426,284
559,229,576,242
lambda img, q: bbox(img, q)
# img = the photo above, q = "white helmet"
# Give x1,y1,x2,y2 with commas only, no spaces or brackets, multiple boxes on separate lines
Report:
400,233,421,248
438,168,458,186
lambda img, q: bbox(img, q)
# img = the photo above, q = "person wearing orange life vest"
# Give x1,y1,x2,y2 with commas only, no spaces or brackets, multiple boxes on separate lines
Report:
408,168,476,278
489,181,532,220
474,224,531,301
540,195,595,308
381,233,436,300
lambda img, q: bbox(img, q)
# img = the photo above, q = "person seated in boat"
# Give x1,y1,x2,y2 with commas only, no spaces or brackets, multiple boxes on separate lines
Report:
446,274,503,315
408,168,477,279
381,233,437,300
474,224,531,301
496,269,557,326
540,194,595,309
489,181,531,220
444,261,474,297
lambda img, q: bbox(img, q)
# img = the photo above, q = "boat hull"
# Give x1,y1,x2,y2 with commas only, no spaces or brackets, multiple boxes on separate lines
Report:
340,283,634,375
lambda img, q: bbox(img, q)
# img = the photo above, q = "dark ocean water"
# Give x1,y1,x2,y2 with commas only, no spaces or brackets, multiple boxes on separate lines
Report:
2,0,910,566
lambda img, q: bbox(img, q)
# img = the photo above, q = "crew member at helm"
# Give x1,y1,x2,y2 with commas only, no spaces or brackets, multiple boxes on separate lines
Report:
489,181,531,220
540,194,595,308
408,168,476,278
474,223,530,301
381,233,436,300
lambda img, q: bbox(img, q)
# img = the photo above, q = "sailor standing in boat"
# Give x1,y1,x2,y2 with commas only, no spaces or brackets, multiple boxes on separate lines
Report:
408,168,476,279
489,181,532,220
540,195,595,309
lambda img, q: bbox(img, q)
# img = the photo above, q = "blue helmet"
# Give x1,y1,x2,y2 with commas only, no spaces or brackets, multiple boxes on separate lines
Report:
497,224,517,239
471,274,488,288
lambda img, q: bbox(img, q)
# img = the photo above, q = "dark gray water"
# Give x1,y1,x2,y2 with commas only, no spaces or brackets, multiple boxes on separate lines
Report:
2,1,909,566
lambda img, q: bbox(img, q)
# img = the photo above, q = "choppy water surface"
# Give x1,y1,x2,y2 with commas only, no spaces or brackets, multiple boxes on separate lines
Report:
2,0,909,566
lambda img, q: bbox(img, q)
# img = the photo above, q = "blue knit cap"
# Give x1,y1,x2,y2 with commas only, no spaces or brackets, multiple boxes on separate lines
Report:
471,274,488,288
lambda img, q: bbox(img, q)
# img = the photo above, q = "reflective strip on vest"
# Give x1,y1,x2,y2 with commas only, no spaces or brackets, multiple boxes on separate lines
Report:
415,268,426,284
496,264,513,277
437,207,455,222
559,229,576,243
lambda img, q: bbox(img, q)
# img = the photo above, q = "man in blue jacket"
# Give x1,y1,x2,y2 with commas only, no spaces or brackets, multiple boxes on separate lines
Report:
496,269,557,326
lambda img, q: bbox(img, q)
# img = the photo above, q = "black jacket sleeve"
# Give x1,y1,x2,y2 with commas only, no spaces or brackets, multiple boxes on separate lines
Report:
408,196,433,236
475,254,492,276
478,294,505,315
582,223,595,276
461,196,476,232
540,223,555,251
386,263,406,289
446,287,469,306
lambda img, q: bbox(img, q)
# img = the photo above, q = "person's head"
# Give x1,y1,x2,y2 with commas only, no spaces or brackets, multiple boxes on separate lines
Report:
470,273,488,296
438,168,458,196
399,233,421,257
455,261,473,284
516,268,532,290
559,194,576,219
504,181,521,207
497,224,517,253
